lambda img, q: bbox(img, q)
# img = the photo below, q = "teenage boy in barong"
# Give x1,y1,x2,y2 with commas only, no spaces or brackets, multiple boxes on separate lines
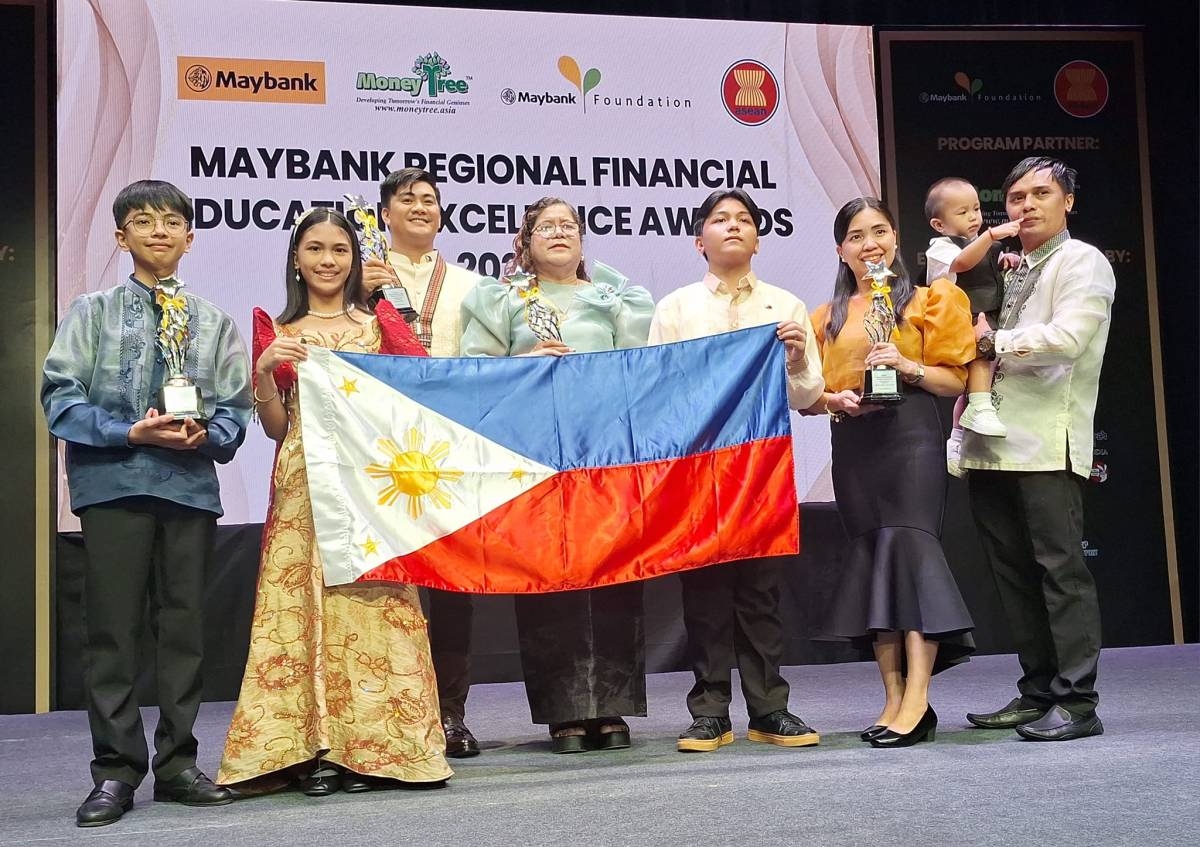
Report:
648,188,825,753
42,179,251,826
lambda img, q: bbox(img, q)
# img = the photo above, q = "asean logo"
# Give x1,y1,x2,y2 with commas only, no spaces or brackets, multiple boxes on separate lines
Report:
184,63,213,93
1054,60,1108,118
721,59,779,126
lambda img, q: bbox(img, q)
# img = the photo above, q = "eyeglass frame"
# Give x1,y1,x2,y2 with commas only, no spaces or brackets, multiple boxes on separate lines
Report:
120,213,191,235
531,221,581,238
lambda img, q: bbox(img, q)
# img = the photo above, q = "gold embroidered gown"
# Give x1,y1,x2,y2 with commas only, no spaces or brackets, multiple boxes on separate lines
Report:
218,319,452,788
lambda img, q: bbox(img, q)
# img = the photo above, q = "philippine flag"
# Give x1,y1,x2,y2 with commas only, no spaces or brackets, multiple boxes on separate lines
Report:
298,324,799,591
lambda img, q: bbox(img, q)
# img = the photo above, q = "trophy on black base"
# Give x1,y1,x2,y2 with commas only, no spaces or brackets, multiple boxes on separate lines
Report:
152,277,208,425
860,259,905,406
344,193,418,323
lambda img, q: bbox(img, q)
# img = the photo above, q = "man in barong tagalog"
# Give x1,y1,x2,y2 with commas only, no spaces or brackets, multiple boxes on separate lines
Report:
961,157,1115,742
361,167,483,757
42,180,251,827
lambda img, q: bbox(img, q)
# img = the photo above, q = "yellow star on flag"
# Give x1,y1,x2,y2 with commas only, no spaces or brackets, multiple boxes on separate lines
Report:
359,536,379,556
338,378,359,398
510,469,526,481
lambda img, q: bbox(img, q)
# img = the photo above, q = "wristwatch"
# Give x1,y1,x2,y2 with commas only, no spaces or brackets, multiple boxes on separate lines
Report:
903,363,926,385
976,330,997,361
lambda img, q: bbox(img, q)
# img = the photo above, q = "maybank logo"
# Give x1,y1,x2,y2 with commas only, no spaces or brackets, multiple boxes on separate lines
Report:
177,57,325,104
356,53,471,97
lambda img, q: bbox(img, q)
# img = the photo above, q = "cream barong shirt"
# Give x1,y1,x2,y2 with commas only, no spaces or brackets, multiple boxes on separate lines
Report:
387,249,480,357
961,233,1115,478
648,271,825,411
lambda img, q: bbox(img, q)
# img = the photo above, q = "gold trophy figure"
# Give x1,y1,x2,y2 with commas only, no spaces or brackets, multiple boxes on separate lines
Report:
344,193,418,323
153,278,208,425
859,259,905,406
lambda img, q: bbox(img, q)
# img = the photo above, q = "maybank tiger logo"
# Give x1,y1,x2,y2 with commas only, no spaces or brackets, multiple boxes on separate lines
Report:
177,57,326,104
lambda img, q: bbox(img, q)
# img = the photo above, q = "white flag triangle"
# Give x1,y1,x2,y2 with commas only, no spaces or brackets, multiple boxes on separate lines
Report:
298,346,558,586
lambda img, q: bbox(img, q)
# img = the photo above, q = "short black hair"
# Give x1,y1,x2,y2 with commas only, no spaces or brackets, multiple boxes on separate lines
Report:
112,180,193,229
1001,157,1078,198
692,188,762,237
380,167,442,206
924,177,975,220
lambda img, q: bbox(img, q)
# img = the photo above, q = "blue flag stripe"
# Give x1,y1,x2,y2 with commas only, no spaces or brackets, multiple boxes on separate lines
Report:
334,324,790,471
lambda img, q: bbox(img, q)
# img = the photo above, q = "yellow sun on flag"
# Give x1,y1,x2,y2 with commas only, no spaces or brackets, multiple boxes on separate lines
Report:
365,428,464,519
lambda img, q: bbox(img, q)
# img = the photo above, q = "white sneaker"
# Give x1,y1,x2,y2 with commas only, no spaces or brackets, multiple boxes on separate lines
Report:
959,404,1008,437
946,427,965,479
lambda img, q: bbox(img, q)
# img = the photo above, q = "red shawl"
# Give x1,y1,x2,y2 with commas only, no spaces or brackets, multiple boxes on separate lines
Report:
251,300,427,393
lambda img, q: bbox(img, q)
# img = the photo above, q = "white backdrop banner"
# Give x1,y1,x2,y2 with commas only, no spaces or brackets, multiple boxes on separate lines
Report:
57,0,879,526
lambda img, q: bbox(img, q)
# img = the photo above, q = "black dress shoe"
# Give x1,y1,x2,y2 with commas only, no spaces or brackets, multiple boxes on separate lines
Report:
747,710,820,747
1015,705,1104,741
677,716,734,752
860,724,888,742
442,716,481,758
870,705,937,748
340,770,376,794
153,767,234,806
76,779,134,827
966,697,1048,729
298,762,342,797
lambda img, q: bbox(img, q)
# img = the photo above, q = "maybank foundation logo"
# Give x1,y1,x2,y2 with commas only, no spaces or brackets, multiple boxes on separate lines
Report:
558,56,602,112
721,60,779,126
177,57,325,104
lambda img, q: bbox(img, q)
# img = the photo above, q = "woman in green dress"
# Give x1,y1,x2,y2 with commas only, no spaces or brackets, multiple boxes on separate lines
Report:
460,197,654,752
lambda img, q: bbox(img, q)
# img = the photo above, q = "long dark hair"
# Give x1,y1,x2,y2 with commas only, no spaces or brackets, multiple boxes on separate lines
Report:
825,197,914,340
503,197,590,282
278,208,367,324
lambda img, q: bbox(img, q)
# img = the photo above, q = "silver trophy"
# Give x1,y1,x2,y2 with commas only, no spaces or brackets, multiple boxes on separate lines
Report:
509,271,563,342
152,278,208,425
345,193,418,323
860,260,905,406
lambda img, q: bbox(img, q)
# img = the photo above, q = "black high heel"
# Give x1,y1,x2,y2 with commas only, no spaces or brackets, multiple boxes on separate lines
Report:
859,724,888,742
869,706,937,748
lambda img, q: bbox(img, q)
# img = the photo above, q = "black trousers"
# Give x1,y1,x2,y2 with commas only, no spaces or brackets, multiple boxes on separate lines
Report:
968,470,1102,715
680,557,790,720
78,497,216,786
515,582,647,725
426,589,473,721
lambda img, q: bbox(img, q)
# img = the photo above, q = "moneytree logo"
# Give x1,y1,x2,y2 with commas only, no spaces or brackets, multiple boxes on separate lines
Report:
954,71,983,98
558,56,601,112
414,52,451,97
356,52,470,97
1054,60,1109,118
721,59,779,126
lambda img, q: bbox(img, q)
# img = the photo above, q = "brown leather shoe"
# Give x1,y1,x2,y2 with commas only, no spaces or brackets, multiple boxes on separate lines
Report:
76,779,134,827
442,715,480,758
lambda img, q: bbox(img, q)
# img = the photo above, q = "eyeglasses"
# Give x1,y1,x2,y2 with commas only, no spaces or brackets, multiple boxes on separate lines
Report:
121,214,189,235
532,221,580,238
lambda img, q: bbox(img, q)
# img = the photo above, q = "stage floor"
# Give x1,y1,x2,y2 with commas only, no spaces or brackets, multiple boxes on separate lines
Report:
1,645,1196,846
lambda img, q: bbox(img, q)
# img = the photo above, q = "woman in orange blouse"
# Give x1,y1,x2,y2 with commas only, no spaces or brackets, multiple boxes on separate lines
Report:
808,198,977,748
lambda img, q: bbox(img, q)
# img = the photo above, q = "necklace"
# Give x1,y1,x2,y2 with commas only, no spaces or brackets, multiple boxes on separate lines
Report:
307,303,356,319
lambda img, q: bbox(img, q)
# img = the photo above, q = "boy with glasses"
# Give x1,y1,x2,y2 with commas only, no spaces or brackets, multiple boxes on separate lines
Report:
42,180,251,826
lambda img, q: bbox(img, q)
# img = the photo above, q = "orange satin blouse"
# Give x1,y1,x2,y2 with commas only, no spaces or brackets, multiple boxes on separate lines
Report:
810,278,975,393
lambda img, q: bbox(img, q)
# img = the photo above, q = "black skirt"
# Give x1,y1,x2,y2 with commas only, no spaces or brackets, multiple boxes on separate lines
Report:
822,390,975,673
514,581,647,725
